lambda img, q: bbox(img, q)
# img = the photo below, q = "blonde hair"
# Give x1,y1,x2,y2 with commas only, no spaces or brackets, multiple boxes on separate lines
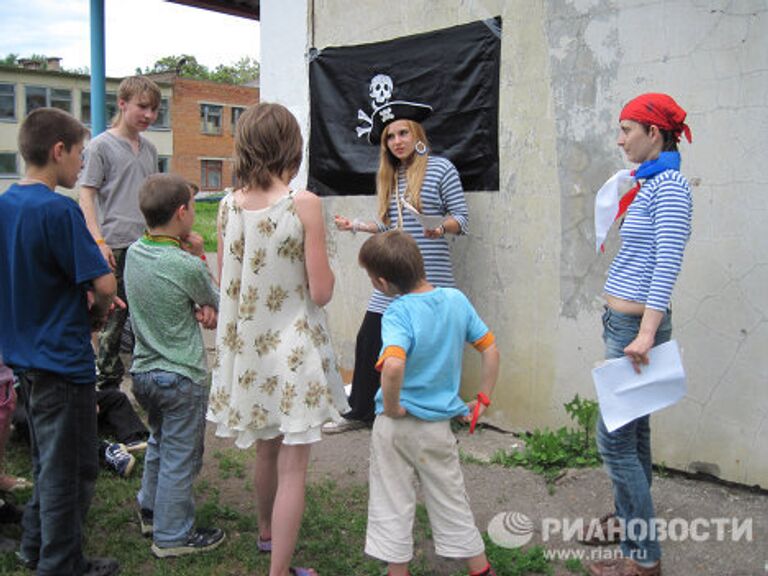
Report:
111,76,161,127
234,102,303,190
376,120,429,226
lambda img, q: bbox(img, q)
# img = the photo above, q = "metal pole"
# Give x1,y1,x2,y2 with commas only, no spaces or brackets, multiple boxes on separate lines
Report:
89,0,106,135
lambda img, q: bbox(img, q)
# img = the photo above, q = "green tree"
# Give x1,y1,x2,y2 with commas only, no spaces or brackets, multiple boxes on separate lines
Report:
140,54,259,85
1,53,18,66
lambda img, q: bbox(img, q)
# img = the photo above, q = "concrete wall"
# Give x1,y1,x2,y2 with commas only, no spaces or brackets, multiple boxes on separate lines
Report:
261,0,768,486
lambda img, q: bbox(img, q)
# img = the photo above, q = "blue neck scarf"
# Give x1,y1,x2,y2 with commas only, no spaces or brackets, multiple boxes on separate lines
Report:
634,151,680,180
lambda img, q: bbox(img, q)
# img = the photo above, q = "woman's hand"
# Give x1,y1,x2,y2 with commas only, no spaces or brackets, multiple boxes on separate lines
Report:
624,332,655,374
334,215,354,231
423,224,445,238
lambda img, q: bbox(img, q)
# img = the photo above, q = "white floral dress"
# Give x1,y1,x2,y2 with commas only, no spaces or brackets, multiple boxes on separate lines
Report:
208,191,348,447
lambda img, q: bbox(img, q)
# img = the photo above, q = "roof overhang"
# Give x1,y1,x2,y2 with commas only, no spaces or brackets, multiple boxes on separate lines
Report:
165,0,260,20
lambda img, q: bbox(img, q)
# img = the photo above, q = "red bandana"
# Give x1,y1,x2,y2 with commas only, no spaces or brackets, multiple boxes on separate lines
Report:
619,93,692,144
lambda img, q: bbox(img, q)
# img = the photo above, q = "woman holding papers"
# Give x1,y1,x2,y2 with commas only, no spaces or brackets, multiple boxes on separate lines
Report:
326,101,468,434
589,94,693,576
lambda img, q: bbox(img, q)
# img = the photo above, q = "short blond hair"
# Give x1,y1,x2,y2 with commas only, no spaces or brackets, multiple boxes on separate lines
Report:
111,76,161,127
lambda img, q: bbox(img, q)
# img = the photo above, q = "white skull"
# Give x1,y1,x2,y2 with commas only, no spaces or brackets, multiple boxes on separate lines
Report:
369,74,393,107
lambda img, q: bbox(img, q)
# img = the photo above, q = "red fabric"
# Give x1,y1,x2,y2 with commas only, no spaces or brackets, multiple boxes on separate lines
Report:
616,180,642,222
620,93,692,143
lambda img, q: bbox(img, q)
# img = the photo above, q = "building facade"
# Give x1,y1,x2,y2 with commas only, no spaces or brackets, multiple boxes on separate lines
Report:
0,66,259,195
260,0,768,487
0,66,173,195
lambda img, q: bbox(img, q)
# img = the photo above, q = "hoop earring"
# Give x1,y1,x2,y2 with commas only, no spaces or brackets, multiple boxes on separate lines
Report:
415,141,428,156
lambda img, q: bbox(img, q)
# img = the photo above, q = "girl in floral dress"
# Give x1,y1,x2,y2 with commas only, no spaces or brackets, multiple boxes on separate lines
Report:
208,102,348,576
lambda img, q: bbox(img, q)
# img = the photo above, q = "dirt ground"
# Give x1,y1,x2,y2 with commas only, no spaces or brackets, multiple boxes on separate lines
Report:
202,422,768,576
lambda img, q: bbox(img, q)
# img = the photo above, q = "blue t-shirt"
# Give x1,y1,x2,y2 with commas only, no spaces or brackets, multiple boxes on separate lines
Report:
375,287,491,421
0,183,111,384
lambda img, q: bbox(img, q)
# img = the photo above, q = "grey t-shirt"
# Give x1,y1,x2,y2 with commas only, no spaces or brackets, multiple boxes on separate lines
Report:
79,131,157,249
125,239,219,384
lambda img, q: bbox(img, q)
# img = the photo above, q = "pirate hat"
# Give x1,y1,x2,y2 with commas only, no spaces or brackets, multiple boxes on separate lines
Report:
368,100,433,145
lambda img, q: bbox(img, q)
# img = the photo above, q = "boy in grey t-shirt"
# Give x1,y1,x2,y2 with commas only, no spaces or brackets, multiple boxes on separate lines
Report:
79,76,161,390
124,174,223,558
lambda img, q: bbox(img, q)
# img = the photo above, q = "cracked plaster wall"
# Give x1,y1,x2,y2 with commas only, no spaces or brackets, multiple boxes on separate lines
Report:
261,0,768,486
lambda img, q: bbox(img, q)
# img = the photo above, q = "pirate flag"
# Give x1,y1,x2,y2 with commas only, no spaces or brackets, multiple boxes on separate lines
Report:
308,17,501,196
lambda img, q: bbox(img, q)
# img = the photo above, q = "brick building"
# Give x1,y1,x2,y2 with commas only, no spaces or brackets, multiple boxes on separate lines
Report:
164,76,259,190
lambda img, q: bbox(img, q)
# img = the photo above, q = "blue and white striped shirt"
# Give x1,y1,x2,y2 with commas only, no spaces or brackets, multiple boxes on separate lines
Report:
368,155,469,314
604,169,692,311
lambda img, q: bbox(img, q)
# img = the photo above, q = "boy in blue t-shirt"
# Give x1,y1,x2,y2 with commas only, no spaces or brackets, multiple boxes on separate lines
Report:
358,230,500,576
0,108,119,575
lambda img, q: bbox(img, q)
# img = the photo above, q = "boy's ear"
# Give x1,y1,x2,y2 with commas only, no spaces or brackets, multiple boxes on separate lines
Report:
50,141,65,162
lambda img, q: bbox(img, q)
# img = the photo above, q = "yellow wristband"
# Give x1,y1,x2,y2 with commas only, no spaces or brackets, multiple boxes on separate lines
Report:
95,238,106,245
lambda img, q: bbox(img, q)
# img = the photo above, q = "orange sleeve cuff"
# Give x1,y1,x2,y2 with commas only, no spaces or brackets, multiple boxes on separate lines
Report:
375,345,406,372
472,331,495,352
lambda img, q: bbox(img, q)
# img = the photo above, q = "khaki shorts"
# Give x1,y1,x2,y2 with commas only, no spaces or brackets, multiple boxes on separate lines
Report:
365,414,485,563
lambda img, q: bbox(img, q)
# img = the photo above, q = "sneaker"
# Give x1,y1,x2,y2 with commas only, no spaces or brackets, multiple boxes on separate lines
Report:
124,439,148,453
104,443,135,478
321,418,368,435
0,499,23,524
83,556,120,576
151,527,225,558
15,550,37,570
138,508,154,538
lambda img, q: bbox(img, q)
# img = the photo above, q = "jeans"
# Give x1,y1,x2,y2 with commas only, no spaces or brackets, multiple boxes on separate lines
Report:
96,248,128,389
596,307,672,564
18,371,98,576
132,370,208,547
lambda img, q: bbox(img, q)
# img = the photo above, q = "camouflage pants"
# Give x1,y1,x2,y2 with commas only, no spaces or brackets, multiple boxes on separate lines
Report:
96,247,128,389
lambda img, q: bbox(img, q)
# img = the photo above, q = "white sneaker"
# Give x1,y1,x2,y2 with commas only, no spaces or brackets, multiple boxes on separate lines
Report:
322,418,368,435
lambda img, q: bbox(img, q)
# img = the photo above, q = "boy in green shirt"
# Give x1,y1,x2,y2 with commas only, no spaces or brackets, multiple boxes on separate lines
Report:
124,174,222,557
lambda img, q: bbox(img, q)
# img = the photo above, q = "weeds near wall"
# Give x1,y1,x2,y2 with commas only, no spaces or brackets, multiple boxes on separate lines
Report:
492,394,601,483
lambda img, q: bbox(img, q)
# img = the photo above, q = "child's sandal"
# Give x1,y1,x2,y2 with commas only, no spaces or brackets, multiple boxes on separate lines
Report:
256,536,271,553
289,568,318,576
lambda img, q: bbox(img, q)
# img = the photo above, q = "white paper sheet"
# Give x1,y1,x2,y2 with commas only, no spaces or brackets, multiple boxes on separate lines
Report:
401,198,445,230
592,340,686,432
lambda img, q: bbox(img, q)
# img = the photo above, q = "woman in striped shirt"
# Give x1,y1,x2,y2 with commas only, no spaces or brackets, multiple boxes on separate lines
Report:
589,93,693,576
325,102,468,433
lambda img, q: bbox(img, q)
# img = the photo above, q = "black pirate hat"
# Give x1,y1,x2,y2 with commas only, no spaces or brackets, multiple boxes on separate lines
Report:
368,100,433,145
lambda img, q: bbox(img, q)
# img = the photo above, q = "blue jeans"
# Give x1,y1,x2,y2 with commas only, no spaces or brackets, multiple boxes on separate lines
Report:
132,370,208,547
596,307,672,564
18,371,98,576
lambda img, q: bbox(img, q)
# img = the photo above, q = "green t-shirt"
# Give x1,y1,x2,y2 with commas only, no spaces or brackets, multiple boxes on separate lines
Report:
125,237,219,384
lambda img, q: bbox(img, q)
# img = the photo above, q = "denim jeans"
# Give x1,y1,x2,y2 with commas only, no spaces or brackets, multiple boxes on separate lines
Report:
132,370,208,547
596,307,672,564
18,371,98,576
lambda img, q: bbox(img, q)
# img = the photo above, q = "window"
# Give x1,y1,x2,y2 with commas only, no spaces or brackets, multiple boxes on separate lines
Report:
0,153,18,177
200,104,222,135
201,160,223,190
150,98,170,130
157,156,171,173
25,86,72,115
81,91,118,125
231,106,245,133
0,84,16,121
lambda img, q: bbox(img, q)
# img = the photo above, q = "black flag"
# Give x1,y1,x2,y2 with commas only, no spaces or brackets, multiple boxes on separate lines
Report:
308,17,501,196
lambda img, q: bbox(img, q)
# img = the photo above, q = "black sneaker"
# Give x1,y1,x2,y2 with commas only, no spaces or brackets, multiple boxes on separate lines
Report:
104,443,135,478
138,508,153,538
83,556,120,576
151,527,225,558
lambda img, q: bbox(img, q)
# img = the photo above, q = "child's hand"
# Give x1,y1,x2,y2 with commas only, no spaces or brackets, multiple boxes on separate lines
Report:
461,399,488,423
181,232,205,257
195,305,218,330
384,404,407,419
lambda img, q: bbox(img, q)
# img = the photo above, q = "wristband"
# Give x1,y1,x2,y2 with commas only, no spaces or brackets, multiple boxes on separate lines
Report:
95,238,106,245
469,392,491,435
351,218,363,235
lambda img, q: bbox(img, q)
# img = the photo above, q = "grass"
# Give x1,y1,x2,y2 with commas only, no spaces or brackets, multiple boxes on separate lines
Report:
1,430,573,575
192,199,220,253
